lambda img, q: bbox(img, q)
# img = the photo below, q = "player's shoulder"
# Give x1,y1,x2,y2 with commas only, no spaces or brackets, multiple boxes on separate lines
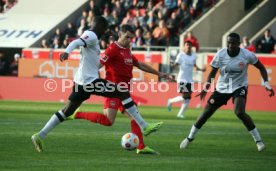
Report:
81,30,98,42
216,48,227,56
213,48,227,60
239,48,256,58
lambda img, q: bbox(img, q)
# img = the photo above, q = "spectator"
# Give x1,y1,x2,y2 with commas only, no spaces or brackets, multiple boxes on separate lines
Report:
76,10,88,27
177,2,191,31
184,31,199,52
256,29,276,53
51,28,64,45
102,8,113,24
100,39,108,49
133,9,145,27
271,44,276,54
0,0,5,13
0,51,9,76
86,0,100,15
50,38,61,49
152,20,170,46
113,0,124,19
9,53,20,76
77,18,89,36
61,39,69,48
121,11,133,25
133,28,146,48
240,36,256,52
144,30,155,46
40,39,49,48
109,10,120,26
64,22,77,39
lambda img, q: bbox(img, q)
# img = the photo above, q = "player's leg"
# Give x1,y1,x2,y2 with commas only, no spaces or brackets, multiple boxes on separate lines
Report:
176,83,192,118
167,82,185,111
180,91,228,149
31,84,88,152
233,88,265,151
92,78,163,136
71,98,120,126
167,96,183,111
122,110,159,154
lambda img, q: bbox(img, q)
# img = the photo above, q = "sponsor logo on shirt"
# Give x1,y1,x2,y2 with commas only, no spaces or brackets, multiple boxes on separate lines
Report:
100,54,108,62
124,58,133,65
110,100,116,107
239,62,244,68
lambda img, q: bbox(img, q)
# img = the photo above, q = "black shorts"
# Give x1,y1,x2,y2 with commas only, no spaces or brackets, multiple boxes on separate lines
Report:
68,78,128,102
178,82,192,93
207,86,248,107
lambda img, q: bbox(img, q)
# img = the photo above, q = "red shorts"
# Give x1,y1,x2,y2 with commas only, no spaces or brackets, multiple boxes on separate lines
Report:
104,97,137,113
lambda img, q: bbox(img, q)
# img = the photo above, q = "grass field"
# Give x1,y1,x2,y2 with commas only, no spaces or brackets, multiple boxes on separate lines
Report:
0,100,275,171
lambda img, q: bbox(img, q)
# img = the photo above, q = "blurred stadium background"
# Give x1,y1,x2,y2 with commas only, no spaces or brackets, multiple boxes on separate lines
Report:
0,0,275,111
0,1,276,170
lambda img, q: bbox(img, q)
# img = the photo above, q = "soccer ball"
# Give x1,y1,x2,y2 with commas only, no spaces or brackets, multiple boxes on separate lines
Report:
121,133,139,150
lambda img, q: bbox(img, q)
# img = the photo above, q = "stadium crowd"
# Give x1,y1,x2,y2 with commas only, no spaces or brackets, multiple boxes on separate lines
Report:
40,0,218,49
0,0,17,13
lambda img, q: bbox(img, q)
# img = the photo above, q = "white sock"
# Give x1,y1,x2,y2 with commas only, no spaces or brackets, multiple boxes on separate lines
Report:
122,98,148,129
177,99,190,117
188,125,199,139
169,96,183,104
249,128,262,142
38,110,66,139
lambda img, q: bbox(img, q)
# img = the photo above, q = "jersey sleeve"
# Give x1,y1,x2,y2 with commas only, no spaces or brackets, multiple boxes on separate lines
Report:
100,46,114,64
175,53,182,64
132,55,139,65
210,53,220,68
80,31,97,47
247,51,258,65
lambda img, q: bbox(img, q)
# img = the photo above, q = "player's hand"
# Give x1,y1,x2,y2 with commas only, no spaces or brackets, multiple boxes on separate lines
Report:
60,52,69,62
159,73,175,82
266,87,275,97
195,90,207,101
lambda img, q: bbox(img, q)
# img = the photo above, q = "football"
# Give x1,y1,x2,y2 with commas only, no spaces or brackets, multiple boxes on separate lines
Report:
121,133,139,150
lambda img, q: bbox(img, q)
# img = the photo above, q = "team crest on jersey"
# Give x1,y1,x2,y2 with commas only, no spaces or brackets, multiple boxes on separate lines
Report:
124,58,133,65
101,54,108,62
239,62,244,68
110,100,116,107
209,99,215,104
84,35,89,39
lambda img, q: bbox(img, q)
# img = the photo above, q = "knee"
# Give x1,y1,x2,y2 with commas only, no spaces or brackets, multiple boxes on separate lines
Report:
234,109,245,118
182,93,191,99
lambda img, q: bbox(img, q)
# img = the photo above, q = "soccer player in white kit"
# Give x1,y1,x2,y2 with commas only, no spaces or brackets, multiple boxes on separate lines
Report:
31,16,163,153
180,33,274,152
167,41,205,118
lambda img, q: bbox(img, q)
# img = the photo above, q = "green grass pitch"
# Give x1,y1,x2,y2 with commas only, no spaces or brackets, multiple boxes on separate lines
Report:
0,100,275,171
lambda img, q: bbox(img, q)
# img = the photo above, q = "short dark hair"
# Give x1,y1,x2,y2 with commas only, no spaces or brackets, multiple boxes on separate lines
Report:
93,16,109,28
120,24,135,34
228,32,240,41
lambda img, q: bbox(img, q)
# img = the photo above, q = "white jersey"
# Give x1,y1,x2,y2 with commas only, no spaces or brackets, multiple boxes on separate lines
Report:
66,30,101,85
211,48,258,93
175,52,196,83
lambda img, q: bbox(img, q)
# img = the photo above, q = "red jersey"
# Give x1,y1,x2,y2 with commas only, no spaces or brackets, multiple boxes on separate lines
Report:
100,42,138,86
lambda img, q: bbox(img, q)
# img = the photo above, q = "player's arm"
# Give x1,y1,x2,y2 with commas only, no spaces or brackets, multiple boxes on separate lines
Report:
253,60,274,97
195,66,218,100
194,64,206,72
60,39,86,62
134,62,173,81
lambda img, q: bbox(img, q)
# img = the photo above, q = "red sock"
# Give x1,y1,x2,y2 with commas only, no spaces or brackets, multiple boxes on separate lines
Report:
76,112,112,126
131,119,145,149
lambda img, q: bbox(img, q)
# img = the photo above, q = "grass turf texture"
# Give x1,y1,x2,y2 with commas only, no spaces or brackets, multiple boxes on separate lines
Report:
0,100,275,171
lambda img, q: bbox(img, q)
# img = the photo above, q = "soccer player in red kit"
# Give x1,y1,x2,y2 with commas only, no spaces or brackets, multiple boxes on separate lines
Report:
69,24,171,154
